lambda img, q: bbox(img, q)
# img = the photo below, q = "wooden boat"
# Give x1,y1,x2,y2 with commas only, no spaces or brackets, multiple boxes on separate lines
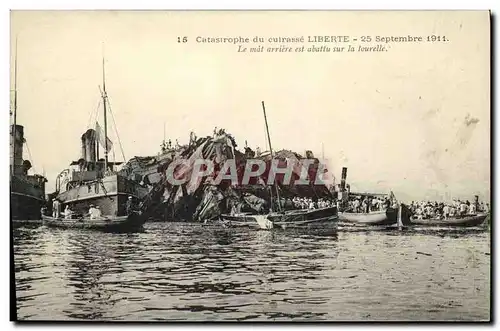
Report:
219,213,273,229
220,206,338,230
338,208,398,226
410,213,488,227
269,207,338,230
41,213,146,232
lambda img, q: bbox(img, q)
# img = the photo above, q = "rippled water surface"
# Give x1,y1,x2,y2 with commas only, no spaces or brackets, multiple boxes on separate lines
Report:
13,222,490,321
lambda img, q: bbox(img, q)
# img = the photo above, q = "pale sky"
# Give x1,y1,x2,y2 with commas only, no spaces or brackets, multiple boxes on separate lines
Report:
10,10,490,202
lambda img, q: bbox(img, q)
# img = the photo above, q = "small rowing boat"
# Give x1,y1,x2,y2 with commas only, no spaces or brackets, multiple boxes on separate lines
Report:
338,208,398,226
219,213,273,229
410,213,488,227
41,213,146,232
268,207,338,230
220,206,338,230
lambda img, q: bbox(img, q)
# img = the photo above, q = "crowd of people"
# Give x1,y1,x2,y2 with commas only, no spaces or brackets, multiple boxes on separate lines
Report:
273,195,396,213
345,195,396,213
409,200,489,220
46,199,103,219
291,197,336,210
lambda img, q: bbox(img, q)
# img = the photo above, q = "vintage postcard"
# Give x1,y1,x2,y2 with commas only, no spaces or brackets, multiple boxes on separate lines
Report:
10,10,490,322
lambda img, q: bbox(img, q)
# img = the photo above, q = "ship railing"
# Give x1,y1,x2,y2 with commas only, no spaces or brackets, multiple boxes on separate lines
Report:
104,170,118,177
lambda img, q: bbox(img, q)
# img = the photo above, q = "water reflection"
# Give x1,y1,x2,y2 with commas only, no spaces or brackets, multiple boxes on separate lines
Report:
13,222,490,321
64,232,112,319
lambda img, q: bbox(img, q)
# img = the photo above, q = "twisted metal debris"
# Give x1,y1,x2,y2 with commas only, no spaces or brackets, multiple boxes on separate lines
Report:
119,129,335,221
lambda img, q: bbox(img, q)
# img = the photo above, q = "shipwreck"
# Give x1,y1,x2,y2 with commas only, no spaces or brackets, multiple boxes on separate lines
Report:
119,127,336,222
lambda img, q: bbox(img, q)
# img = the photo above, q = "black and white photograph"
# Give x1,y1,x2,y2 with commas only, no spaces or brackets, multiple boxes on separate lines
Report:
9,10,491,322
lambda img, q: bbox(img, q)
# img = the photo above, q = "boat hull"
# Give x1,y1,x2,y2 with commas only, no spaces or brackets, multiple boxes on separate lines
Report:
10,191,45,220
410,214,488,227
220,207,338,231
269,207,338,230
338,208,398,226
10,124,47,221
41,214,146,232
56,174,147,217
11,175,46,220
220,214,273,229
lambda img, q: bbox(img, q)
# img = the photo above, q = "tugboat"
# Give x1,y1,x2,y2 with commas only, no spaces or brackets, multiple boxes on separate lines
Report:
10,124,47,221
43,57,147,231
10,40,47,221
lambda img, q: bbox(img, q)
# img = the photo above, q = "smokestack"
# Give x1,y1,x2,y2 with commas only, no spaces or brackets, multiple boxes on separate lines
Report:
10,124,24,176
81,135,87,161
81,129,97,163
340,167,348,191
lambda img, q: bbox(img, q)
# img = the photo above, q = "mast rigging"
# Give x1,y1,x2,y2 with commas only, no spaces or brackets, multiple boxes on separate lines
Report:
102,53,109,172
11,37,18,176
261,101,282,212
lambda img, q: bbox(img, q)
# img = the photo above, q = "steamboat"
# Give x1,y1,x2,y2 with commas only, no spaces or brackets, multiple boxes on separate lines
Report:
52,58,148,218
10,40,47,221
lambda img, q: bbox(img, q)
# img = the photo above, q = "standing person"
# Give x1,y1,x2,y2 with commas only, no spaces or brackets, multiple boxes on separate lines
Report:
443,204,450,220
468,202,476,215
362,197,369,213
384,197,391,210
353,198,360,213
52,199,61,218
95,206,102,218
459,201,468,216
126,196,135,215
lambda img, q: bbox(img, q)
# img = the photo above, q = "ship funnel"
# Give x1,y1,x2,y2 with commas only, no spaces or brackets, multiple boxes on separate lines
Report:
340,167,348,191
10,124,24,175
81,129,97,163
81,135,87,161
